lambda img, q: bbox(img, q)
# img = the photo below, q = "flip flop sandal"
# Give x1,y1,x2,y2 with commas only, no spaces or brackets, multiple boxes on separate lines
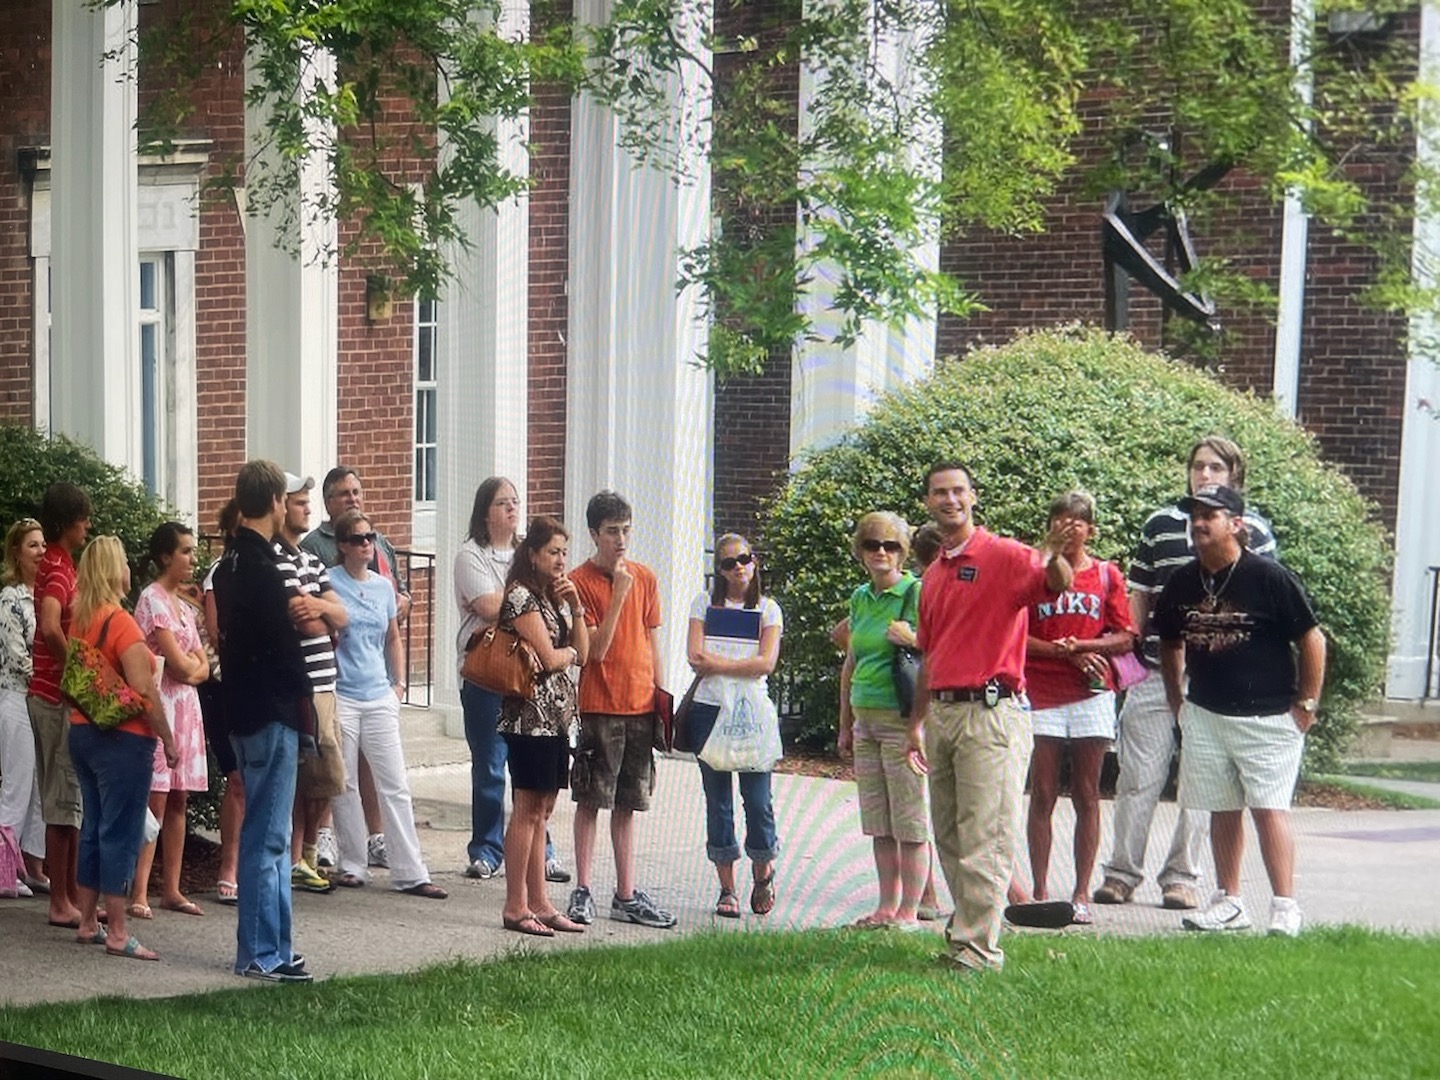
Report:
107,936,160,961
216,881,238,906
75,926,109,945
502,914,555,937
161,900,204,917
126,903,153,921
849,914,891,930
715,888,741,919
334,874,366,889
538,912,586,933
750,870,776,916
401,883,449,900
1071,902,1094,926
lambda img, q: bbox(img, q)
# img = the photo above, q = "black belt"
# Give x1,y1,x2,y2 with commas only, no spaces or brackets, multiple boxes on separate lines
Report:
932,686,1015,704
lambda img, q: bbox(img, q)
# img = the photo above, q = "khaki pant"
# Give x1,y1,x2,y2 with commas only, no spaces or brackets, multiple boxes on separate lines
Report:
926,697,1032,971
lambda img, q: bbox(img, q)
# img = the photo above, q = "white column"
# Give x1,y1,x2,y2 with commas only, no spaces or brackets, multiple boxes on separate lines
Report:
49,0,140,468
1387,3,1440,699
1273,0,1314,418
790,0,939,458
566,0,713,694
243,46,338,481
433,0,532,734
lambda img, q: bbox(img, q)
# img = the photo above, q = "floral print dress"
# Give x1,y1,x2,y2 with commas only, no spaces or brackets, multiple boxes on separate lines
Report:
497,584,578,740
135,583,208,792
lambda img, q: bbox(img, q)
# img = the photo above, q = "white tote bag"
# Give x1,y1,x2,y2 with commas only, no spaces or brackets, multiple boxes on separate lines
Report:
698,677,783,773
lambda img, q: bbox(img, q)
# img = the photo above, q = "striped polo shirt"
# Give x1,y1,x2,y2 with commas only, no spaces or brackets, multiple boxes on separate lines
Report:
274,539,338,693
1128,500,1277,666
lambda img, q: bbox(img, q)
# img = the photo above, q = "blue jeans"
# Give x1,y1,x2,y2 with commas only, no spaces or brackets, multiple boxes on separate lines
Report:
689,702,780,864
69,724,155,897
231,722,298,974
462,681,554,866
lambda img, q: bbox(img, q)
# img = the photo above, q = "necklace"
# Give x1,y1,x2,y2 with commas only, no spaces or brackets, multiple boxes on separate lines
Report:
1199,551,1242,613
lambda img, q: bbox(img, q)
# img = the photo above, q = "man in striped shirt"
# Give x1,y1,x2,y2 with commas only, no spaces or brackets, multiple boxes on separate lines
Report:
1094,436,1277,911
276,472,349,893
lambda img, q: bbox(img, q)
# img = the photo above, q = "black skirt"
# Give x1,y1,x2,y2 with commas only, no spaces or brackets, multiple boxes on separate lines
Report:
502,733,571,792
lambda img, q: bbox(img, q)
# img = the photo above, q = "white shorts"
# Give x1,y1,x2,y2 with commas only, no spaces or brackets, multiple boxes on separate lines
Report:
1030,692,1117,741
1177,701,1304,811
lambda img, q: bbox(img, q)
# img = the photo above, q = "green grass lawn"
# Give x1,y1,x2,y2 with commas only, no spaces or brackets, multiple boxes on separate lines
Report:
1341,759,1440,784
1308,775,1440,809
3,929,1438,1079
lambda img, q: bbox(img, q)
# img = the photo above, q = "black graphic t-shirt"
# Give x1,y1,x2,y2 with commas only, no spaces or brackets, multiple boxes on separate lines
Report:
1152,550,1318,716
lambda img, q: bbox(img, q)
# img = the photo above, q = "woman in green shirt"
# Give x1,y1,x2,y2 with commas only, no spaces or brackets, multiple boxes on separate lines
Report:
837,512,928,930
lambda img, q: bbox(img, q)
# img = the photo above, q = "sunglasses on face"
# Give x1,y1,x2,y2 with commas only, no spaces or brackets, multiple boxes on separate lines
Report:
861,539,904,554
719,552,754,571
341,532,377,546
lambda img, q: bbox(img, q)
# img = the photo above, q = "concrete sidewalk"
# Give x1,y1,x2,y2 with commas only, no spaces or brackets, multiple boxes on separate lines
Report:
3,723,1439,1007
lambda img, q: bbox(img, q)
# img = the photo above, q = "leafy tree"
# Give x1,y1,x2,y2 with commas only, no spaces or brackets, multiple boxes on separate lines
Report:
116,0,1429,376
763,328,1391,773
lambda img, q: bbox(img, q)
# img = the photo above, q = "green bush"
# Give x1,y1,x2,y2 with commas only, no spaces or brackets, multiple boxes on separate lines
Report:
764,327,1392,773
0,424,222,829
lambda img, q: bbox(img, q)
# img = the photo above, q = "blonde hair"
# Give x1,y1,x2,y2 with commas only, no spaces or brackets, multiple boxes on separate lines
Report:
72,536,129,633
3,518,42,587
851,512,911,563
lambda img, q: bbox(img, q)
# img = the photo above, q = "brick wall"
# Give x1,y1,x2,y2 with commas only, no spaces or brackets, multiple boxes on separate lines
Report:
526,0,573,519
709,2,798,542
0,1,51,423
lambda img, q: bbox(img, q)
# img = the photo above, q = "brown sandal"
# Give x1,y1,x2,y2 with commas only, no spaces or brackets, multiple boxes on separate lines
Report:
750,870,775,915
715,888,741,919
503,913,555,937
538,911,585,933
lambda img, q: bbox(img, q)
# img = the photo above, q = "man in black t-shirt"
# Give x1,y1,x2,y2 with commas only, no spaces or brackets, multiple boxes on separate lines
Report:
1152,485,1326,938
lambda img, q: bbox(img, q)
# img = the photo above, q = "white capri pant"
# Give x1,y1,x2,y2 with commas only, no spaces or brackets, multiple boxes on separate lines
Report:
1177,700,1304,812
0,687,45,857
332,692,431,890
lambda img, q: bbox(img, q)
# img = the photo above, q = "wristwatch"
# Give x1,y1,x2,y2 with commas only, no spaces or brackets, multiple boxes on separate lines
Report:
1295,697,1318,713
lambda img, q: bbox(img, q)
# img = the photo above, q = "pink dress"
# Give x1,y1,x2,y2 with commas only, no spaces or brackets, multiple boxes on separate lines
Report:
135,583,208,793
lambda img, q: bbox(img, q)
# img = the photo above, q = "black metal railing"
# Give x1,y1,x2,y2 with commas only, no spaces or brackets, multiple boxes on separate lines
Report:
396,549,435,708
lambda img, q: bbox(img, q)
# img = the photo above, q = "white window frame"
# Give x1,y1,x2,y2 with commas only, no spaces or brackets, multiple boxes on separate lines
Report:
412,295,439,550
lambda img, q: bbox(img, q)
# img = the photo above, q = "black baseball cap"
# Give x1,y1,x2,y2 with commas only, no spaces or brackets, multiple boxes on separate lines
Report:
1179,484,1245,517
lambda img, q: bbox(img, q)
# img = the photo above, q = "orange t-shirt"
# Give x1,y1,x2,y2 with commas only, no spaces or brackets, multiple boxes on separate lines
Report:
67,604,156,738
572,559,661,716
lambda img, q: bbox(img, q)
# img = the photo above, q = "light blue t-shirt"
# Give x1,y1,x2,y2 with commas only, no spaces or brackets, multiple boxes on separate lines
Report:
329,566,398,701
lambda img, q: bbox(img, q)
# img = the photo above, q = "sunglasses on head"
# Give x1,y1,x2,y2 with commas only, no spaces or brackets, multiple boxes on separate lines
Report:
861,539,903,554
342,532,378,546
719,552,754,571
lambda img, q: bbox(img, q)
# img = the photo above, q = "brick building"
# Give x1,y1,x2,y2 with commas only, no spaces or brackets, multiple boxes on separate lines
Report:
5,0,1440,725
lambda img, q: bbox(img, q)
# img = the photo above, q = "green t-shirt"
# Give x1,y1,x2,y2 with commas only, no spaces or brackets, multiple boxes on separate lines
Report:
847,572,920,710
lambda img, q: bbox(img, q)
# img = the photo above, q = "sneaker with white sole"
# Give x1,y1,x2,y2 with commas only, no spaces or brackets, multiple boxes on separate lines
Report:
567,885,596,924
611,888,677,929
1267,897,1303,938
545,858,572,883
367,833,388,869
315,827,337,869
1181,892,1252,932
464,858,498,880
291,860,334,894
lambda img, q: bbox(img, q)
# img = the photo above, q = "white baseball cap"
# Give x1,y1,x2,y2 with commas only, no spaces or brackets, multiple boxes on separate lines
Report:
284,472,315,495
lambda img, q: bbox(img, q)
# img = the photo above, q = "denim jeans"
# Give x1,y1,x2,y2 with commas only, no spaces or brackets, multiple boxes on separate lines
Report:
688,702,780,864
231,721,298,974
69,724,155,897
461,681,554,868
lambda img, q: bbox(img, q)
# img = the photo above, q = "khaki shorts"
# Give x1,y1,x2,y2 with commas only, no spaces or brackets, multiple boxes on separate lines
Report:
29,695,82,829
298,691,346,800
852,707,930,844
571,713,655,811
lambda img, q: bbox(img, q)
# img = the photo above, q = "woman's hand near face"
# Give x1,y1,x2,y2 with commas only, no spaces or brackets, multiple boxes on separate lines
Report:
552,575,581,612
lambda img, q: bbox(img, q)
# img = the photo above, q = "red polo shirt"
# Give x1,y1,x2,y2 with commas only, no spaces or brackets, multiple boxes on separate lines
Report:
29,544,77,705
916,528,1055,693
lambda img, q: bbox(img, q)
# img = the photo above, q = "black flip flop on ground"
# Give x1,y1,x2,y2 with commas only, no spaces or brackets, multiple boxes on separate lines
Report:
1004,900,1075,929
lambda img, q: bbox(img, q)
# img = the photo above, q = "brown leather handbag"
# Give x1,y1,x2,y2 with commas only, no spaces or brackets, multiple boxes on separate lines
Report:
461,625,540,700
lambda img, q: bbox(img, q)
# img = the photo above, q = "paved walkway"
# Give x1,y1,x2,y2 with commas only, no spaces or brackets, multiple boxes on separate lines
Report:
3,725,1439,1007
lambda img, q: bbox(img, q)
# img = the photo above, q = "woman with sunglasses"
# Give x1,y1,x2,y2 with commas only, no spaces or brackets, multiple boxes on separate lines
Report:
837,512,928,930
327,510,446,898
684,535,783,917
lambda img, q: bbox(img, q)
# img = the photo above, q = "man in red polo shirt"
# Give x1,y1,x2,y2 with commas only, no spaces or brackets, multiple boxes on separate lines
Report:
913,463,1074,973
28,482,91,928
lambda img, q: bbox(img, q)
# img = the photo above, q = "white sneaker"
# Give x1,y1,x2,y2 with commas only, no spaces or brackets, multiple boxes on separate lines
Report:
1181,891,1252,932
1268,897,1303,938
367,833,388,869
316,827,338,868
